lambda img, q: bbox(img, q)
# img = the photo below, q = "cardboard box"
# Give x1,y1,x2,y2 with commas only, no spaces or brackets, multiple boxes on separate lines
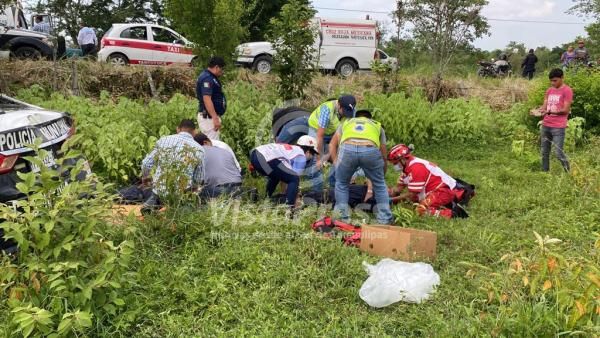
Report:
359,225,437,261
110,205,144,224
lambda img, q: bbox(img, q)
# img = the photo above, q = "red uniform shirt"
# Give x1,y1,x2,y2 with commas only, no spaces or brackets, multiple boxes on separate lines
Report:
403,163,444,194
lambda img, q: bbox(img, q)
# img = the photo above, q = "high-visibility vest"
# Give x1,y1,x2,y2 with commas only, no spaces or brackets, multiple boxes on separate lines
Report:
308,100,339,136
340,117,382,147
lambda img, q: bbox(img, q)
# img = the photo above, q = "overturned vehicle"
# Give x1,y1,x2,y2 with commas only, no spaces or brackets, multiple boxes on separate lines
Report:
0,94,91,253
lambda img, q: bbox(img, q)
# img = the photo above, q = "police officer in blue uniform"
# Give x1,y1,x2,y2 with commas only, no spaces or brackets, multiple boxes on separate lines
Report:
196,56,226,140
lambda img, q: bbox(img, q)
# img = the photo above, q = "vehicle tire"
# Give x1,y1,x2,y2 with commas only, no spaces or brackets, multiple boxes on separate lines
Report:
253,55,272,74
12,46,42,60
336,58,357,77
108,53,129,66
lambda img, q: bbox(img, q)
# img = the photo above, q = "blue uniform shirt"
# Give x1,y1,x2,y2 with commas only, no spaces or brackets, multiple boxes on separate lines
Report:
196,69,226,116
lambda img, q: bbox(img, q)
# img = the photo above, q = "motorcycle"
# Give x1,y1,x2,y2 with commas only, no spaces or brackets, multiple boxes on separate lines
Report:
477,59,513,78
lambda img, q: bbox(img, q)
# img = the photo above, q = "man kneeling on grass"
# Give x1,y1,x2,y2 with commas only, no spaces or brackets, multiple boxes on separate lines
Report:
141,119,205,213
387,144,457,219
249,135,318,208
194,133,242,199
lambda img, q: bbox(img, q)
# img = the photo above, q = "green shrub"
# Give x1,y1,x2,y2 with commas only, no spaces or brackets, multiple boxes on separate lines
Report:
0,145,134,337
16,82,278,184
364,92,493,145
464,232,599,336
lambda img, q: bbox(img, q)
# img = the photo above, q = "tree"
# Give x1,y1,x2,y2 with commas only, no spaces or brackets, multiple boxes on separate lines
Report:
402,0,489,101
569,0,600,18
267,0,316,100
31,0,164,42
165,0,245,66
241,0,292,42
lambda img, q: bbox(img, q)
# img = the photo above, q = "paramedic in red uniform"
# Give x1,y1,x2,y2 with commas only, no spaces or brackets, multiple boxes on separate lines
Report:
387,144,456,219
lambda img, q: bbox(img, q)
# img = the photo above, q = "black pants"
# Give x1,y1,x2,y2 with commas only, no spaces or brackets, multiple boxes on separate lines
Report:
250,150,300,206
523,69,535,80
81,44,96,57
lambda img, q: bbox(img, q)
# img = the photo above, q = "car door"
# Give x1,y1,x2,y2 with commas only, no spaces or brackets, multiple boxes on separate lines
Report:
117,25,152,65
150,27,192,65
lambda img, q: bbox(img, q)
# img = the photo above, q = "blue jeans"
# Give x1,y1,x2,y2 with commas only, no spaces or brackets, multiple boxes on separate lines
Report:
541,126,570,172
250,150,300,206
276,117,309,144
334,144,393,224
306,127,335,192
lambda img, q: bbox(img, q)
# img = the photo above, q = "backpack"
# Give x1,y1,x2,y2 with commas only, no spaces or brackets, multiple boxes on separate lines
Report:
453,178,476,206
118,185,153,203
311,217,362,247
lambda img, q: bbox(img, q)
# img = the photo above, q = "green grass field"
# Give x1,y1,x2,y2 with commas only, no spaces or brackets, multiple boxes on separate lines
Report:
1,68,598,337
112,141,599,337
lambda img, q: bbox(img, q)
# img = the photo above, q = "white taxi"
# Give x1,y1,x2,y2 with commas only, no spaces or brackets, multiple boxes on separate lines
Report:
98,23,196,66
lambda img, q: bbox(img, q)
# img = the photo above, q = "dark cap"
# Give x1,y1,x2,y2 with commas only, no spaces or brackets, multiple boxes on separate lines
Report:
208,56,226,68
355,109,373,119
338,95,357,118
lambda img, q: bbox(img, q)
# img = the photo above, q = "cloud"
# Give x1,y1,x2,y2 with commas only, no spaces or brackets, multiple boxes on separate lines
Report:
484,0,557,19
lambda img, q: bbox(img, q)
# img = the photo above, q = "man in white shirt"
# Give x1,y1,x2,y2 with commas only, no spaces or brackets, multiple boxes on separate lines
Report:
77,22,97,57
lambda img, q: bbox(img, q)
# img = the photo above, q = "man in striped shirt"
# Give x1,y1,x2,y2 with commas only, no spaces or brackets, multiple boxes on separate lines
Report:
141,119,204,211
387,144,456,219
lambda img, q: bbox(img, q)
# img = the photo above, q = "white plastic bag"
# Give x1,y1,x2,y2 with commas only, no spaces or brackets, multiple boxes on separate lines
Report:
359,259,440,308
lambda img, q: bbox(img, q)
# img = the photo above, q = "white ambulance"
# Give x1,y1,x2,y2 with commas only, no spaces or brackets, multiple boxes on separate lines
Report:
235,18,380,76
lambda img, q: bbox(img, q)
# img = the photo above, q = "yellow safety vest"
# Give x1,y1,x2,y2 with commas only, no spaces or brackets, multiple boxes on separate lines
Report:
340,117,382,147
308,100,340,136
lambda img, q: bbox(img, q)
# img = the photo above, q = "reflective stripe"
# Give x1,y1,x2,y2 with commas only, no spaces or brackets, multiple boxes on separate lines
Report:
308,101,339,135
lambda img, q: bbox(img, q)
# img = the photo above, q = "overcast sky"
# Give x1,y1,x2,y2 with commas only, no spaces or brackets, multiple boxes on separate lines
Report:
313,0,590,51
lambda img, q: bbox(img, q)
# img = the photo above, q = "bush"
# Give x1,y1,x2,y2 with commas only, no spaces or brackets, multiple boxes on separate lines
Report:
0,146,134,337
16,82,278,184
464,232,599,336
363,91,494,145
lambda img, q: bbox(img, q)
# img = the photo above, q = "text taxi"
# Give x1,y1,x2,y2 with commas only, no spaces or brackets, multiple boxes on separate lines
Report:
98,23,196,66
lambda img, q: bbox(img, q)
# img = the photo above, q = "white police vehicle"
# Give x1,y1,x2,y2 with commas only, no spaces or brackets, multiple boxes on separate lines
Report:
0,95,92,203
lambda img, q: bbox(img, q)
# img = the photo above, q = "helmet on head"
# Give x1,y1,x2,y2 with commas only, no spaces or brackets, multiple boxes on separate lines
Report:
388,144,414,161
297,135,319,154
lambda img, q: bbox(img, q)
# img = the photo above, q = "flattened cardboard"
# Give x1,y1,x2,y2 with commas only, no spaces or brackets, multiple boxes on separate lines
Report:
360,225,437,261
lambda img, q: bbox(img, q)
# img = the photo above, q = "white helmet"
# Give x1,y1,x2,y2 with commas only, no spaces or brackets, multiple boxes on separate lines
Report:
296,135,319,154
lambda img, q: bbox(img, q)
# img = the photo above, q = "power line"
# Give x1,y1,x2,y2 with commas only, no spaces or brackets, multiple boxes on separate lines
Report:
313,6,589,25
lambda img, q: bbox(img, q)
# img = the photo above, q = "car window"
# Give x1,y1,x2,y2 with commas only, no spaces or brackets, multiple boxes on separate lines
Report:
378,50,388,60
152,27,181,44
120,26,147,40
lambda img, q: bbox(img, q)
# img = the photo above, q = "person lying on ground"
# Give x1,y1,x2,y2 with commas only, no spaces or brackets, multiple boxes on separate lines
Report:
141,119,204,212
194,133,242,199
249,136,318,208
